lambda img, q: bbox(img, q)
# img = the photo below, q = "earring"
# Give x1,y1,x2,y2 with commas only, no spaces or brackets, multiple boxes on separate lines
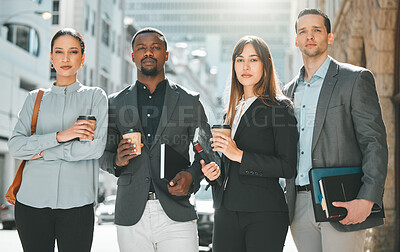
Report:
50,63,54,69
80,63,84,68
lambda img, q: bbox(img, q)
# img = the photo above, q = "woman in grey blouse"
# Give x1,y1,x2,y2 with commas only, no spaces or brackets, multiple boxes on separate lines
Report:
8,28,108,252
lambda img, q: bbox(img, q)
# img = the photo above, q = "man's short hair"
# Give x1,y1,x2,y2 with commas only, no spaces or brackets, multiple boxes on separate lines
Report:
131,27,168,51
295,9,331,34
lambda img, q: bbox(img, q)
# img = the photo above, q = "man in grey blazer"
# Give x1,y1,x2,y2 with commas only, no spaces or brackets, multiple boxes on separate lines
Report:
283,9,388,252
100,27,209,252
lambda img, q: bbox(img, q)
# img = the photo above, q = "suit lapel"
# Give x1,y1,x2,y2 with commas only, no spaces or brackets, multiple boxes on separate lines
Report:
151,80,180,150
311,60,339,152
123,83,148,148
233,99,263,141
287,75,300,101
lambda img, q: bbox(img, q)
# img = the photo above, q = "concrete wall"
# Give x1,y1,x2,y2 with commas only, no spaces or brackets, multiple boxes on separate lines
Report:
329,0,398,251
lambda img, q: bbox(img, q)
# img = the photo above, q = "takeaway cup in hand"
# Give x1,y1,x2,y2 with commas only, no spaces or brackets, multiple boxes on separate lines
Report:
77,115,96,141
123,129,141,155
212,124,231,139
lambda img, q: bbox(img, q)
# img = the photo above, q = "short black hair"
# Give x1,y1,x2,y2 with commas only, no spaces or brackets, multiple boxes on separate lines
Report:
51,28,85,54
131,27,168,51
295,9,331,34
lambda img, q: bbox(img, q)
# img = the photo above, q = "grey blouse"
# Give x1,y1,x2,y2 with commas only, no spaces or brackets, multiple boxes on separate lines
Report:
8,81,108,209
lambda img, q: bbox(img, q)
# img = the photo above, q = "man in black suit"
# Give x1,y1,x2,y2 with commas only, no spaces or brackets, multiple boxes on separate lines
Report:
283,9,388,252
100,27,209,252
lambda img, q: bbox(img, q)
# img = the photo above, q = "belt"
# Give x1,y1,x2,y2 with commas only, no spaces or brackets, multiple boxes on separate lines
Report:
296,184,312,192
147,192,158,200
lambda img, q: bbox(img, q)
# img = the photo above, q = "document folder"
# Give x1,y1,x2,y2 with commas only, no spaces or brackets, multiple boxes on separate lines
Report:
309,167,384,222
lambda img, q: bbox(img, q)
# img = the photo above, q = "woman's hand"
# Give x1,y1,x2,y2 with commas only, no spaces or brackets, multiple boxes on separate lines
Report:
200,160,221,181
56,121,95,143
211,132,243,163
29,151,44,160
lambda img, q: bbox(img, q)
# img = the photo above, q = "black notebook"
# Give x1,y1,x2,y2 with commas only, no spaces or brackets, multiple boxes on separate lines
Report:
193,127,221,168
319,173,384,220
160,143,190,182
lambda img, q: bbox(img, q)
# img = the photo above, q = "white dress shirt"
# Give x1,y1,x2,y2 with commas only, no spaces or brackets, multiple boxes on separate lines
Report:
231,96,258,138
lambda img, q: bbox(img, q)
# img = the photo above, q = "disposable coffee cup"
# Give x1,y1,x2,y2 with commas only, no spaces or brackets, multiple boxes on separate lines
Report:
212,124,232,138
77,115,96,141
123,129,141,155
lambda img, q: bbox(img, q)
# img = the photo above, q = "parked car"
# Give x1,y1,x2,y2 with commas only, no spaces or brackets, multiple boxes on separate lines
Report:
0,203,16,230
95,195,116,225
195,180,214,250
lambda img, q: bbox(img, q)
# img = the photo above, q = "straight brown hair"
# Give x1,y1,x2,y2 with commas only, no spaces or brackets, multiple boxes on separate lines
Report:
225,35,283,125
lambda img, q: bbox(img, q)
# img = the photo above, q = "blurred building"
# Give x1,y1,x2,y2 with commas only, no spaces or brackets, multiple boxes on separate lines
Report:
125,0,292,108
0,0,52,205
166,44,222,124
51,0,127,94
286,0,399,251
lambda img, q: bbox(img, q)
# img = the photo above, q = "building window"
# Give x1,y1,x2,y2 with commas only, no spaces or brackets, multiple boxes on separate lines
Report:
32,0,42,4
89,69,93,86
90,11,96,36
100,75,108,93
102,19,110,46
20,79,37,91
84,5,89,32
118,34,122,56
111,31,115,53
52,0,60,25
6,24,40,56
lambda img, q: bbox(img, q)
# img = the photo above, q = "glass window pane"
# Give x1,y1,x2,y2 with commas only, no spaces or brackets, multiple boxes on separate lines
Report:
15,26,30,52
84,5,89,31
52,15,59,25
6,24,40,57
102,20,109,46
29,28,39,56
53,0,59,12
91,11,96,36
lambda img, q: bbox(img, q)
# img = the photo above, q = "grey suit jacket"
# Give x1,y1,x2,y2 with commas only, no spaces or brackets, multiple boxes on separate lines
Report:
99,80,209,226
283,58,388,232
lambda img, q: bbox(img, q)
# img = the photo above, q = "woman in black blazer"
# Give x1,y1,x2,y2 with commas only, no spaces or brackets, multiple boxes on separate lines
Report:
201,36,298,252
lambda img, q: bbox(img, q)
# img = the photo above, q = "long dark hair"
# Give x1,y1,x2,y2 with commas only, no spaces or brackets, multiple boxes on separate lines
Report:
225,35,283,125
51,28,85,54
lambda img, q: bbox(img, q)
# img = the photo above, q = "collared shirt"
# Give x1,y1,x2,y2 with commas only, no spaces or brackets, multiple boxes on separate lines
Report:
294,56,331,186
137,79,167,193
8,81,108,209
231,96,258,138
137,79,167,147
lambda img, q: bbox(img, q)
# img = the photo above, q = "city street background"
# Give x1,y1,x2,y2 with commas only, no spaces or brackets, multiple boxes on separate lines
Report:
0,0,398,251
0,223,298,252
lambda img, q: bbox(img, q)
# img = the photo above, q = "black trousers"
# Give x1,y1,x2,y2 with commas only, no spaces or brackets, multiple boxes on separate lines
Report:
15,201,94,252
212,205,289,252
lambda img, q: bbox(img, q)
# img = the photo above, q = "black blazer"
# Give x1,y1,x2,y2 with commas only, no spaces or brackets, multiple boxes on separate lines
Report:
212,98,298,212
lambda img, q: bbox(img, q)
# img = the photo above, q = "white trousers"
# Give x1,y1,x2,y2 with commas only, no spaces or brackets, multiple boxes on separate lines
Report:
290,191,366,252
116,200,198,252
